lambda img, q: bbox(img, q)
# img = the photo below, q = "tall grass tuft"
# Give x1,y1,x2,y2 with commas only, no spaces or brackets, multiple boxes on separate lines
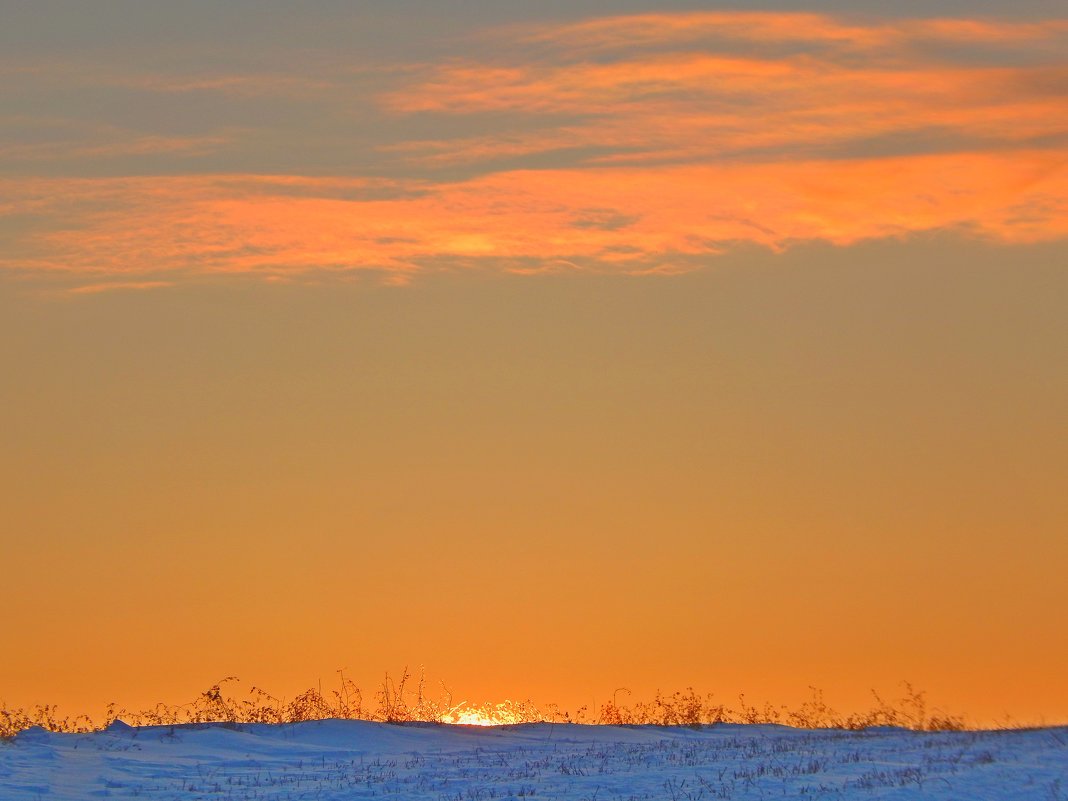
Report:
2,674,969,740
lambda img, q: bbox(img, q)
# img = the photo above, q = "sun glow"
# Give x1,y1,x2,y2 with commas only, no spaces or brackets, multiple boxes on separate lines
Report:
443,701,541,727
447,709,503,726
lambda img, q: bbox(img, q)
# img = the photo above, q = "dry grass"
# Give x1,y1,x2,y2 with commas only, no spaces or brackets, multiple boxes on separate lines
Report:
592,683,965,731
1,671,967,741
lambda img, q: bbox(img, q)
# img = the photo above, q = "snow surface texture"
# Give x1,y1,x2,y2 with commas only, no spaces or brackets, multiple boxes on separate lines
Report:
2,720,1066,800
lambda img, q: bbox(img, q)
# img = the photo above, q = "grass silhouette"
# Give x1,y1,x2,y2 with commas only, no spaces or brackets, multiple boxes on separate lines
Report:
2,669,969,740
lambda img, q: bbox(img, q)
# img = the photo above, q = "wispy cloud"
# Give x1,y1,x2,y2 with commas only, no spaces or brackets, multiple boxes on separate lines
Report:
67,280,175,295
0,59,338,97
1,11,1065,284
0,132,231,163
3,151,1064,279
510,12,1068,54
383,13,1068,167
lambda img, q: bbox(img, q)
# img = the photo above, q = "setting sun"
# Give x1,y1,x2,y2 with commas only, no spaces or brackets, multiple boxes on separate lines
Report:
441,700,541,727
446,709,506,727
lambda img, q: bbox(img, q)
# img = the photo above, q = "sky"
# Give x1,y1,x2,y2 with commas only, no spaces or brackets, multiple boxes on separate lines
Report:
1,1,1066,725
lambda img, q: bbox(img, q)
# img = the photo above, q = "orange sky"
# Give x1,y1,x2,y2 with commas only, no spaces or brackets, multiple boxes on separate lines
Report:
1,5,1066,727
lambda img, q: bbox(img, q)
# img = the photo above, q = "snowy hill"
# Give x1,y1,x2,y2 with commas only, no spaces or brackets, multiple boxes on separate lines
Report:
2,719,1065,799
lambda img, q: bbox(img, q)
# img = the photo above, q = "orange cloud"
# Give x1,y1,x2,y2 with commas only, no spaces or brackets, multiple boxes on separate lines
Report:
2,11,1065,283
512,12,1068,56
383,14,1068,170
3,151,1064,279
511,11,895,53
67,280,175,294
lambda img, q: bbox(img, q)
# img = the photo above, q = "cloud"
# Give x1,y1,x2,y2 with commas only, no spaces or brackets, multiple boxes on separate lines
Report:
0,132,230,164
497,11,1068,77
67,281,175,295
0,59,338,98
1,11,1066,283
382,14,1068,169
2,150,1064,280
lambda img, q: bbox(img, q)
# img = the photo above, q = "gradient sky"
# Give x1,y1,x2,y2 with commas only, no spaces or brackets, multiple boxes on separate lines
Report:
2,1,1066,725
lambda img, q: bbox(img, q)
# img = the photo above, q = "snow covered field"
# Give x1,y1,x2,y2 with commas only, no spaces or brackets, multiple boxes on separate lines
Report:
2,719,1065,800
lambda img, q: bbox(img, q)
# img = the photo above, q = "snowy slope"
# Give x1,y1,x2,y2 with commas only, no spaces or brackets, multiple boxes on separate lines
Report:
1,719,1065,799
